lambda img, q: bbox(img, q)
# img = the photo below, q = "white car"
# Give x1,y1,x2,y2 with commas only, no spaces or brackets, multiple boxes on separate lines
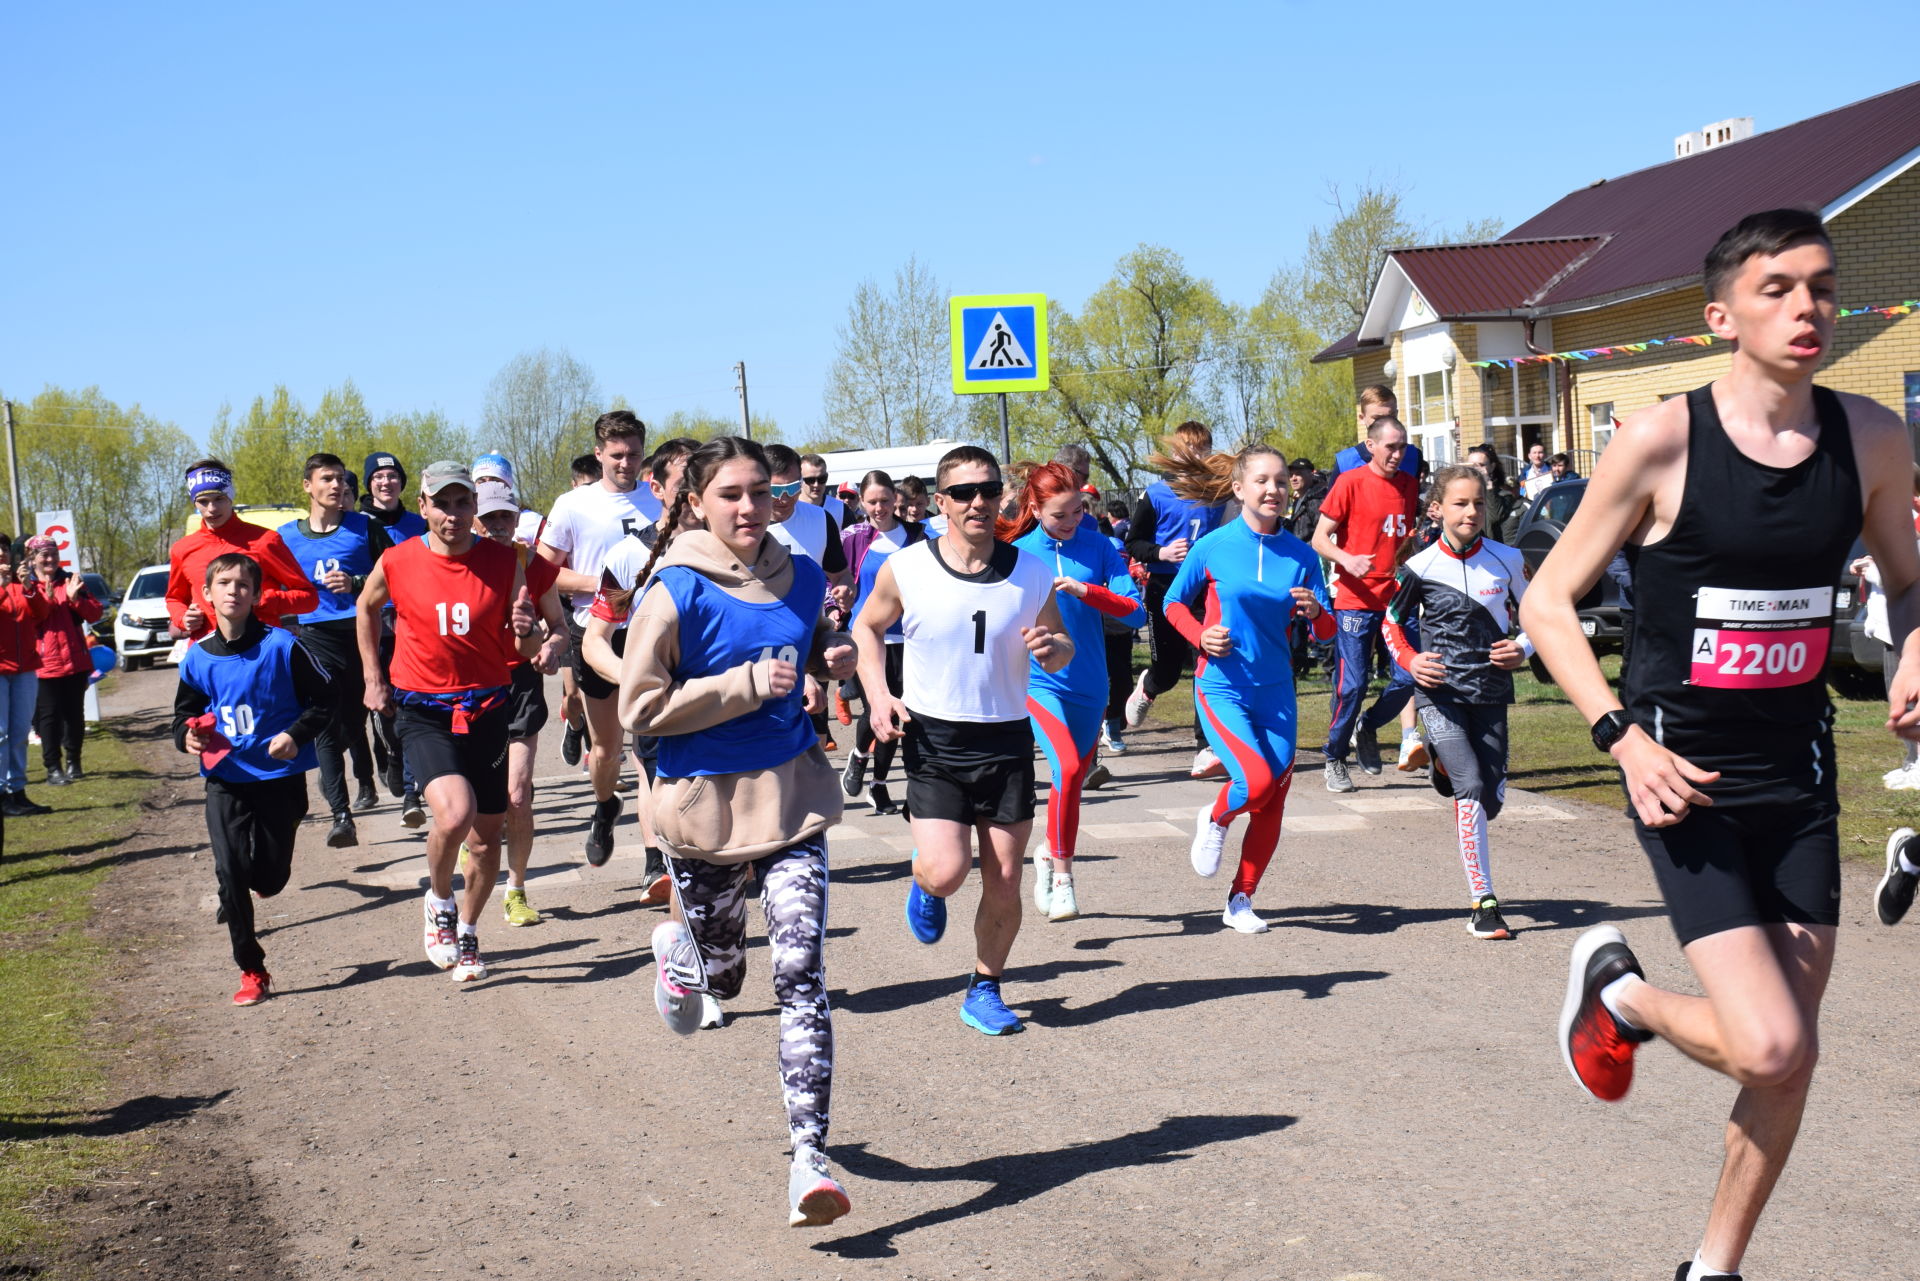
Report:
115,563,175,670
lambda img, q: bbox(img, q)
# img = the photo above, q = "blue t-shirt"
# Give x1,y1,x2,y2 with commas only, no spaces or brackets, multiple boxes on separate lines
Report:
1013,522,1146,706
1143,479,1227,576
1334,441,1423,478
179,627,320,782
278,512,381,624
1166,518,1330,694
654,556,826,779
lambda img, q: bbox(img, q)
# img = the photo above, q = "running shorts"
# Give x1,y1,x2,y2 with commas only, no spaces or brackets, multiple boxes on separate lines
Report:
506,663,549,742
1633,793,1840,946
396,700,511,816
901,711,1035,826
567,616,625,701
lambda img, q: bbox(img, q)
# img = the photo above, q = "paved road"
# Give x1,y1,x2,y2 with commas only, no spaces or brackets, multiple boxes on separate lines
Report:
100,663,1920,1280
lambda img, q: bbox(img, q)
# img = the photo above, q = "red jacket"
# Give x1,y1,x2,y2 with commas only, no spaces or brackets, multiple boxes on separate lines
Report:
167,521,319,641
35,576,103,678
0,581,51,674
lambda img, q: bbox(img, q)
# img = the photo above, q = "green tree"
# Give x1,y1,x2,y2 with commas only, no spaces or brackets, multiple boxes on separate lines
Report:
209,385,310,507
649,409,780,445
821,256,961,449
479,349,602,513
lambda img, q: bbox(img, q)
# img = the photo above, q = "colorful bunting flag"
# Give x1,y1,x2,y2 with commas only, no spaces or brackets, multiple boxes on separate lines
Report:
1467,299,1918,369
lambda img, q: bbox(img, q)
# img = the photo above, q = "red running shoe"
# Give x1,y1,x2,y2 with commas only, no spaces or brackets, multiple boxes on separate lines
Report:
233,969,271,1006
833,690,853,726
1559,925,1654,1101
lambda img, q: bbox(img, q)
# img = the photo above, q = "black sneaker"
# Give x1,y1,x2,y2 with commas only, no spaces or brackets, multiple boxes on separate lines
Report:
4,792,51,817
354,779,380,812
44,766,70,787
1468,896,1511,940
841,750,868,799
63,764,85,783
561,722,583,767
1351,722,1382,776
326,813,359,849
868,781,899,816
382,756,405,799
1085,763,1113,791
1876,827,1918,926
400,791,426,829
585,795,622,867
1673,1263,1741,1280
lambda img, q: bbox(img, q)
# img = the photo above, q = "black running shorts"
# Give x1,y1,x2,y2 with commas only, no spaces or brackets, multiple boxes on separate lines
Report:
567,616,625,701
901,712,1035,827
1633,796,1841,946
506,663,549,741
395,699,511,816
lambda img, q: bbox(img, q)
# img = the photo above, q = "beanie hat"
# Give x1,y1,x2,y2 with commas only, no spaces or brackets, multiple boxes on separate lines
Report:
364,451,407,494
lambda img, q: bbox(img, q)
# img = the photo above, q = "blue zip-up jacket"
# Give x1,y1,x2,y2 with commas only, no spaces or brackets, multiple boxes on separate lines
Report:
1165,517,1333,693
1012,522,1146,706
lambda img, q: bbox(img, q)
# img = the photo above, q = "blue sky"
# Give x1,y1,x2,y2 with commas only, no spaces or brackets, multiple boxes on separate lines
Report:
6,2,1916,446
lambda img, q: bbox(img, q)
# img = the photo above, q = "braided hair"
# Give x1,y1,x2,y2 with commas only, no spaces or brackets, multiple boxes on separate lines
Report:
609,436,771,617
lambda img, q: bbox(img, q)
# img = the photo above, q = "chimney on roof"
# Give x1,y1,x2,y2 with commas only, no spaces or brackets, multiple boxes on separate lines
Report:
1674,116,1755,159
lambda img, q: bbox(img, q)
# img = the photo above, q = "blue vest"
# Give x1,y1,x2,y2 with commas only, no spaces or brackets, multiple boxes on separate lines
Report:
851,532,916,643
179,627,319,782
1144,479,1226,576
278,513,380,624
655,557,825,779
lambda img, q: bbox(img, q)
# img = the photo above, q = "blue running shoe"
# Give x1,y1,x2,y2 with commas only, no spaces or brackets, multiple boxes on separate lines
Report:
905,882,947,945
960,979,1023,1035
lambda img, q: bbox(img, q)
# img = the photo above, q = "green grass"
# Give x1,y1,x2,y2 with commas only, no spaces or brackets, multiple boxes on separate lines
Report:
0,721,159,1256
1143,649,1912,859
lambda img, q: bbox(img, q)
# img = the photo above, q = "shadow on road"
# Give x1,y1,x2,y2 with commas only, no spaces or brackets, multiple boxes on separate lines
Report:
0,1090,232,1141
1017,969,1388,1028
830,959,1123,1015
1261,898,1667,936
818,1112,1298,1258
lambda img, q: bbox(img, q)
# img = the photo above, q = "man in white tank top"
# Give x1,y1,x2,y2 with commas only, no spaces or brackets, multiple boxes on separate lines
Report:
852,446,1072,1037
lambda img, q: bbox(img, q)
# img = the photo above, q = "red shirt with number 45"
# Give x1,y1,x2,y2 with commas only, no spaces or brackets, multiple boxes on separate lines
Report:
1318,467,1419,611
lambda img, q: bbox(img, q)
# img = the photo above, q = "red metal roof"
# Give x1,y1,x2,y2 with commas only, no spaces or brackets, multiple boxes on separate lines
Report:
1392,237,1606,317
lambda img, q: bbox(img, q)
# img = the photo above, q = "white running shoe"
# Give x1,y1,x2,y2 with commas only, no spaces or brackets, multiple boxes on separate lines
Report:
1190,803,1228,878
1190,747,1225,779
1100,721,1128,755
450,930,488,983
1047,868,1080,922
1222,892,1269,934
422,896,458,970
651,920,703,1037
1886,762,1920,790
788,1146,851,1227
1123,671,1153,729
1032,842,1053,913
1323,758,1355,792
699,994,726,1029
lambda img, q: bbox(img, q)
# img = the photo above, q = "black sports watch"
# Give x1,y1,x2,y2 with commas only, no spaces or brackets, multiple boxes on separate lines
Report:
1590,709,1633,754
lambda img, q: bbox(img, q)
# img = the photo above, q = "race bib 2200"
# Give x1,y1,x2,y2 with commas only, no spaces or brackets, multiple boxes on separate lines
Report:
1688,585,1830,690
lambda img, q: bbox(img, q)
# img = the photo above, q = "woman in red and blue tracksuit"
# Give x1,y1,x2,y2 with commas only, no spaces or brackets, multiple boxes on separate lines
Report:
1010,464,1146,921
1166,445,1334,934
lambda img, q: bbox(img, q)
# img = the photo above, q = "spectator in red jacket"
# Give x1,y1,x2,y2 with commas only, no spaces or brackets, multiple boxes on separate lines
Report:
0,537,53,817
166,459,317,641
27,535,103,786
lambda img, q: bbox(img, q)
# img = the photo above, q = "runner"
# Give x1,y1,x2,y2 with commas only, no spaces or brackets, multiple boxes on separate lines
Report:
613,436,857,1226
1312,417,1421,792
852,445,1072,1036
559,452,603,769
1165,446,1332,934
278,453,393,848
1524,209,1920,1281
798,451,847,528
839,470,925,818
1382,464,1532,941
357,462,542,983
1123,422,1228,778
1010,463,1145,921
473,478,569,926
538,411,652,866
766,445,854,751
358,450,431,819
895,475,930,525
166,458,318,644
173,553,332,1005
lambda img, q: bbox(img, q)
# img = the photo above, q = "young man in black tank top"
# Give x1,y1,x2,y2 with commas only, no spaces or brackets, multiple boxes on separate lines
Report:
1523,209,1920,1280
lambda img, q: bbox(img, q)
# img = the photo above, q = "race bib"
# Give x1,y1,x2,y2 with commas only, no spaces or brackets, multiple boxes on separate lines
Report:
1688,586,1830,690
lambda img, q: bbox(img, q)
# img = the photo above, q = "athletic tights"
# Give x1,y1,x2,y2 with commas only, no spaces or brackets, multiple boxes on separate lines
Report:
1027,691,1102,861
1195,685,1296,898
851,643,904,784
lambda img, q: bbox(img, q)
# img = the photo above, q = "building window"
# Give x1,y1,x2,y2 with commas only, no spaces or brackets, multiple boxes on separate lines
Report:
1406,370,1450,427
1905,373,1920,430
1590,401,1616,456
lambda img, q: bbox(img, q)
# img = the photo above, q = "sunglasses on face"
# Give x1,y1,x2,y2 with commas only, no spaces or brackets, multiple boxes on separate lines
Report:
770,481,803,498
939,481,1005,504
800,474,828,486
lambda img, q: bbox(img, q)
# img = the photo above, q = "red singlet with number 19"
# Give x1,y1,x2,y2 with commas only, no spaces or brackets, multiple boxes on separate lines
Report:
385,535,519,693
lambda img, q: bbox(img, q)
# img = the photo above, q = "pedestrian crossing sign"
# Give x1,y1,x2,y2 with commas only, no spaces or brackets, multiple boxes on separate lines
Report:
950,293,1049,394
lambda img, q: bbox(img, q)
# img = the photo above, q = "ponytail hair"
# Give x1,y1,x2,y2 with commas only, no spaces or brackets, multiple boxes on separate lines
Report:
1148,421,1236,503
1005,462,1082,541
611,436,771,616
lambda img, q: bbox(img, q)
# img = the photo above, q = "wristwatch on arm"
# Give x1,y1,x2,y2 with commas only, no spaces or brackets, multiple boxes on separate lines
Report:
1590,709,1633,754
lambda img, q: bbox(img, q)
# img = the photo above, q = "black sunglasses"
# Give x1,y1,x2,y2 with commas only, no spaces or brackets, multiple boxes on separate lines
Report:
939,480,1005,504
800,474,829,486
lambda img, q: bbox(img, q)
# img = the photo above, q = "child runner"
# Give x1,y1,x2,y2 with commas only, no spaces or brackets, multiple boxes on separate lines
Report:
1009,463,1145,921
1382,465,1532,941
614,437,857,1227
839,470,925,818
173,553,332,1005
1168,445,1333,934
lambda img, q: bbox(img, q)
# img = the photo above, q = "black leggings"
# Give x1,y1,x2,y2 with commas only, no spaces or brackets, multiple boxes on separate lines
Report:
206,773,308,971
1142,575,1204,747
852,643,905,783
1102,628,1134,723
34,672,89,772
298,622,374,816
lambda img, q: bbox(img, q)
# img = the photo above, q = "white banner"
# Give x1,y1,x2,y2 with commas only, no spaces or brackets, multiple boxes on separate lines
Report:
34,509,80,573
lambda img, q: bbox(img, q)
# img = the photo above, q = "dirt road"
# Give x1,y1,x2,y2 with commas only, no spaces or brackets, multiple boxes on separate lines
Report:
68,665,1920,1279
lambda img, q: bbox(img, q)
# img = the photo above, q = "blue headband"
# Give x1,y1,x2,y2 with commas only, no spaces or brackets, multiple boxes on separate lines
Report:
186,466,235,501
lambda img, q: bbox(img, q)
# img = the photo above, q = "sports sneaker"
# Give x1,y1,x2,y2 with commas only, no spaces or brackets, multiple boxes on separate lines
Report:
640,848,673,906
650,920,703,1037
614,774,638,793
422,898,458,970
1323,758,1355,793
1351,721,1382,775
1122,671,1153,729
1222,892,1268,934
820,733,838,753
841,750,868,799
1671,1260,1742,1280
232,968,271,1006
1101,719,1128,755
1468,896,1512,940
353,779,380,812
1190,747,1225,779
1889,763,1920,791
833,689,853,726
44,765,69,787
1190,802,1228,878
326,813,358,849
1398,732,1429,772
867,781,899,816
1559,925,1655,1101
1047,868,1079,922
451,931,488,982
959,978,1023,1035
699,994,726,1029
1876,827,1918,926
904,882,947,945
381,754,405,799
585,795,621,867
502,887,541,927
400,790,426,829
1085,762,1113,791
787,1146,851,1227
1032,848,1053,913
561,722,584,767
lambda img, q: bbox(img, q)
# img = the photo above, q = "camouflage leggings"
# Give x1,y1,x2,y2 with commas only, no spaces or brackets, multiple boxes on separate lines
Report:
663,838,833,1151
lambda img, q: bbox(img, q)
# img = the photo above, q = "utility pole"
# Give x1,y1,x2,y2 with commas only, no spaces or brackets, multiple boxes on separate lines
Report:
733,362,752,440
1,398,21,539
996,392,1010,464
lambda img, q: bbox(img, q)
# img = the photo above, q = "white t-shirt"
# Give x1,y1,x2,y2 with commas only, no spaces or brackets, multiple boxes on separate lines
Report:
596,531,655,634
772,500,830,565
805,495,846,528
892,538,1053,723
513,508,545,548
543,482,656,625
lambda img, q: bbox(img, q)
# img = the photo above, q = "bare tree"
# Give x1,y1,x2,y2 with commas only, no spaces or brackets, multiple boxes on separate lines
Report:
820,257,961,448
480,349,603,511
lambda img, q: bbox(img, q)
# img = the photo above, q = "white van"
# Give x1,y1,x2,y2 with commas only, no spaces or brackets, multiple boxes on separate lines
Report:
115,563,174,670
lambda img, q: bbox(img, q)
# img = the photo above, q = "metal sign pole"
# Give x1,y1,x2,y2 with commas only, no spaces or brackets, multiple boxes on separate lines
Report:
1,398,21,539
733,363,752,440
997,393,1010,463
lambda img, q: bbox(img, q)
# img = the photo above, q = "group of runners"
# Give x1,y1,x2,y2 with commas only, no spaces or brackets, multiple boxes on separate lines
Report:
162,209,1920,1274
